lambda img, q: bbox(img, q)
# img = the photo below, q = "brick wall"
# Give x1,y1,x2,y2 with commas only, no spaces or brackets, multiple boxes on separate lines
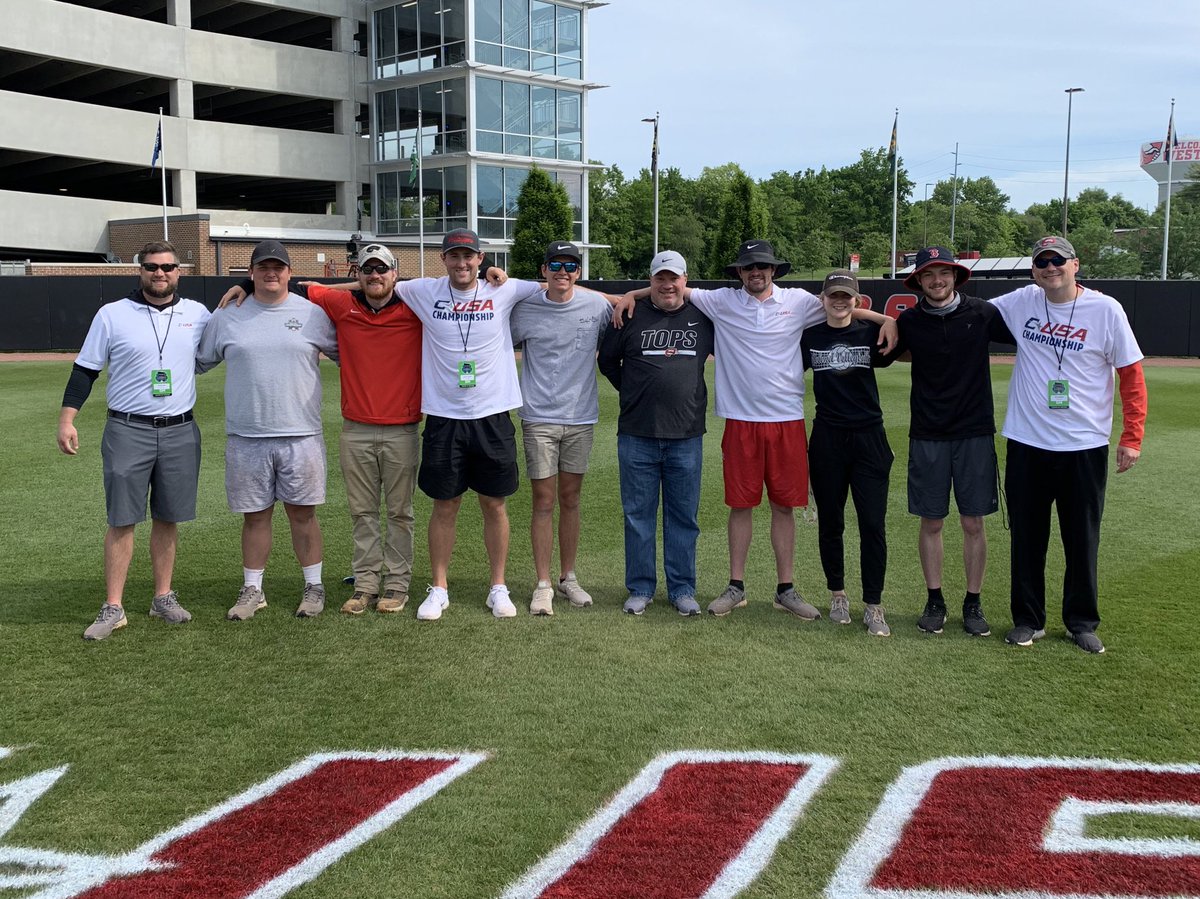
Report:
28,263,197,277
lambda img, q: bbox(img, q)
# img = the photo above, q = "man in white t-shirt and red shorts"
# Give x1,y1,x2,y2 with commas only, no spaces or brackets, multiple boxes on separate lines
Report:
990,236,1147,654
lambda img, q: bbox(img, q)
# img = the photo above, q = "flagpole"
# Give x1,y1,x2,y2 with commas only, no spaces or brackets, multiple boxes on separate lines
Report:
158,108,168,240
890,109,899,279
417,107,425,279
1161,98,1176,280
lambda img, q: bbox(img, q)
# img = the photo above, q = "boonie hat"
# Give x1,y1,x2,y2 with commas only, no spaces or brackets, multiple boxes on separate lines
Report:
357,243,396,269
250,239,290,267
903,246,970,291
650,250,687,276
724,239,792,279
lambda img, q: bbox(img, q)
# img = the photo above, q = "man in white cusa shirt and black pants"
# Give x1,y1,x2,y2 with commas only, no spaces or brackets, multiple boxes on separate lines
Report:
990,236,1147,654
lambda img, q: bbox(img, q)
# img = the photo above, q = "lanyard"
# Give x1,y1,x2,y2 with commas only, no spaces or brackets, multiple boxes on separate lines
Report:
452,281,479,354
1043,289,1079,374
147,304,174,367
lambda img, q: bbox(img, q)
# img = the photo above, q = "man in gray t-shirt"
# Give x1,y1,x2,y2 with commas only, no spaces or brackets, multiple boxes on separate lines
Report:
508,241,614,615
197,240,338,621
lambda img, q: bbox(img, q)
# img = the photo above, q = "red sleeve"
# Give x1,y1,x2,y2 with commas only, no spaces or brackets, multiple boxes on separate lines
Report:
1116,361,1147,450
304,283,353,318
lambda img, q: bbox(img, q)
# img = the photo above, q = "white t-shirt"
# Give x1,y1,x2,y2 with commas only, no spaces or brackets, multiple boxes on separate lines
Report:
76,295,211,417
394,277,538,420
990,284,1143,451
687,285,825,421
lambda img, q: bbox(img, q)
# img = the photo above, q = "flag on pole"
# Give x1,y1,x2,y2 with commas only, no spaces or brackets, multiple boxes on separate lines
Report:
1164,107,1177,163
408,145,419,187
151,119,163,170
887,112,898,172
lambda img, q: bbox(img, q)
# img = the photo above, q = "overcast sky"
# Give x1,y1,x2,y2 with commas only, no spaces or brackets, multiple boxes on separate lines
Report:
584,0,1197,214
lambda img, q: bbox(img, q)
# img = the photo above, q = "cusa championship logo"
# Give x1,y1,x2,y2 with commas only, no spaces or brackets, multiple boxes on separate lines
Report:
0,747,1197,897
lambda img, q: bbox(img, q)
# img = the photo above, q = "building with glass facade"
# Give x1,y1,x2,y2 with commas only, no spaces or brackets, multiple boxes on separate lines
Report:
368,0,603,272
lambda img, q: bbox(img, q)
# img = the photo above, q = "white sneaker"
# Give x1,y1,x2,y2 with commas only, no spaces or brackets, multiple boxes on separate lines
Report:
417,585,449,621
530,583,554,616
487,584,517,619
557,573,593,608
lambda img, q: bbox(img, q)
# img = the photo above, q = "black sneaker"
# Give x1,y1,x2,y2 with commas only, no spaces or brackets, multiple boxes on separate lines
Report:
962,601,991,637
917,600,946,634
1004,625,1047,646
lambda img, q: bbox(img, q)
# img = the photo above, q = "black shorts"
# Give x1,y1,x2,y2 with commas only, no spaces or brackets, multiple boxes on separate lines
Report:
907,435,999,519
418,412,519,500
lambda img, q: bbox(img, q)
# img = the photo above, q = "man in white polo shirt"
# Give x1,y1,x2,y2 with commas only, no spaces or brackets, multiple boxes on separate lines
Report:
618,239,896,620
58,240,211,640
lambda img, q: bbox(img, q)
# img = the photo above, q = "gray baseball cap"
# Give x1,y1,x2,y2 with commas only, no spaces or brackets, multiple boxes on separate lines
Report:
1031,236,1076,259
357,243,396,269
650,250,687,276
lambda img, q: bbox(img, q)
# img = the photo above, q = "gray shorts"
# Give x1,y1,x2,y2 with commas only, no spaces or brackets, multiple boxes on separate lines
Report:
102,417,201,527
908,435,999,519
521,421,594,480
225,433,327,513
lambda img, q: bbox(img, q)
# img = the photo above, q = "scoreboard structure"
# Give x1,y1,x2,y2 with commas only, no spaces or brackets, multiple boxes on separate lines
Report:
1141,136,1200,205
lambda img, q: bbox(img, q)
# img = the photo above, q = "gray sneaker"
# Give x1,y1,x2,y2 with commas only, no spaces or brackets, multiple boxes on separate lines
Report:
83,603,127,641
670,595,701,617
829,594,851,625
296,583,325,618
774,588,821,621
557,574,593,608
149,591,192,624
1072,631,1105,654
1004,625,1047,646
227,585,267,621
623,595,653,615
863,603,891,637
707,584,747,617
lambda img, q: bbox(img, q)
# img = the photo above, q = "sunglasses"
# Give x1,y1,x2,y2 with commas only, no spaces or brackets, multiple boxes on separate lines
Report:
740,262,774,271
141,262,179,273
546,261,579,273
1033,254,1071,269
359,263,392,275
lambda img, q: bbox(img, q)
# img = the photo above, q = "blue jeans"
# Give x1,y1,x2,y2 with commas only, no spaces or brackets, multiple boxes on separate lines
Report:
617,434,703,600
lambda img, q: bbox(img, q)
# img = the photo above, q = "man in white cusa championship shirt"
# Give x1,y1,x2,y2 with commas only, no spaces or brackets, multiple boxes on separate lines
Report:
990,236,1147,654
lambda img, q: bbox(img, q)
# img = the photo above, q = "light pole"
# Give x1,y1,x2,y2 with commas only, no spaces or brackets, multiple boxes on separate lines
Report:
1062,87,1084,236
923,182,933,246
641,113,660,254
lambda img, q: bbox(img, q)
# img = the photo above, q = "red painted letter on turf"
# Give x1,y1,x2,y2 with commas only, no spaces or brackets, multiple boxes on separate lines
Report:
64,751,485,899
501,751,838,899
828,756,1200,899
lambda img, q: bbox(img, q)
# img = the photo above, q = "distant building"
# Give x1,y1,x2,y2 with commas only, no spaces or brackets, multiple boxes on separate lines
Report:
1141,136,1200,207
0,0,603,275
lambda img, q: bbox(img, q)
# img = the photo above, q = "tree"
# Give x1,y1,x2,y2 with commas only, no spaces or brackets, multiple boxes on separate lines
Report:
707,169,769,278
510,165,573,278
1070,219,1144,279
587,162,632,279
855,232,891,270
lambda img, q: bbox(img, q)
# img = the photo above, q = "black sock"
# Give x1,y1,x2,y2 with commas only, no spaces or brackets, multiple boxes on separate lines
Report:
730,579,745,592
928,587,945,606
964,591,981,606
776,582,792,595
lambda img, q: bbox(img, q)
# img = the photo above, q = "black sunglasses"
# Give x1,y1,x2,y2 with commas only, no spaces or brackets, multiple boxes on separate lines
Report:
740,262,774,271
359,263,392,275
141,262,179,273
1033,255,1071,269
547,261,579,273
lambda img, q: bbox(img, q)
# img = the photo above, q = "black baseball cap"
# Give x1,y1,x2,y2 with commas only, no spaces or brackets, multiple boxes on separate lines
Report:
441,229,481,253
544,240,581,263
250,239,290,267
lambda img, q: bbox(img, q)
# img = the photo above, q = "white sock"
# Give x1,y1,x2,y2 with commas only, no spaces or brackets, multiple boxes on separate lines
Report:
243,568,265,589
561,570,576,582
537,579,551,589
302,562,323,586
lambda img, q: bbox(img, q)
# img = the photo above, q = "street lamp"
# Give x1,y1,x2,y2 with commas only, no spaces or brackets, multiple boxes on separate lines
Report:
1062,87,1084,236
923,182,934,246
641,113,660,254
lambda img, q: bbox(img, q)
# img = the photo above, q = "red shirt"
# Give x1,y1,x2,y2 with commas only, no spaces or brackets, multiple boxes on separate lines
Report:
306,284,422,425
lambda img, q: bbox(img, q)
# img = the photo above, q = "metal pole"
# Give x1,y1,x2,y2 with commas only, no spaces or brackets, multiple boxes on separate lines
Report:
1062,87,1084,236
923,182,933,246
950,143,959,248
417,107,425,278
1161,98,1176,280
642,113,660,254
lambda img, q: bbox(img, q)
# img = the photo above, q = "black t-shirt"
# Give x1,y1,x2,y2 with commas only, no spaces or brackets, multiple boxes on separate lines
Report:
801,320,892,429
597,297,715,438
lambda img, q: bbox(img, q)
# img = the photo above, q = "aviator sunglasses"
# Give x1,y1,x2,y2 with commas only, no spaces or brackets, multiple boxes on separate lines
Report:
1033,255,1070,269
359,263,392,275
547,261,579,273
141,262,179,273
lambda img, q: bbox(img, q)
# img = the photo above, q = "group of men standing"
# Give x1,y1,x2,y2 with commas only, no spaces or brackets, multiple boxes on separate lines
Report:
60,230,1145,654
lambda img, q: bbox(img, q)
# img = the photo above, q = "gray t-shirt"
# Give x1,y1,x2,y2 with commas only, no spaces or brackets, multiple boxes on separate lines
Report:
509,286,610,424
197,293,338,438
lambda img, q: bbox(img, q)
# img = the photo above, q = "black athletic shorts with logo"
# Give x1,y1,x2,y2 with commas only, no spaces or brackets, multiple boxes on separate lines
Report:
418,412,519,500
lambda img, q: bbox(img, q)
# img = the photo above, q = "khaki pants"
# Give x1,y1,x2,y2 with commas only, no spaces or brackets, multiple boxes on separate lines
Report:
339,420,419,594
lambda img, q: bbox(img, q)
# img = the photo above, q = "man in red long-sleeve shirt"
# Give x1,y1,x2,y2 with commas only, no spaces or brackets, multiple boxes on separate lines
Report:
989,236,1147,654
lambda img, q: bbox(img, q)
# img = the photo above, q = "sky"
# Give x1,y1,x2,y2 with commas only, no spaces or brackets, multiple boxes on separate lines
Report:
584,0,1199,214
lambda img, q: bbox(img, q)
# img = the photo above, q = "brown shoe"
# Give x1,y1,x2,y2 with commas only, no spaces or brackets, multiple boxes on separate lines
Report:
340,590,376,615
376,589,408,613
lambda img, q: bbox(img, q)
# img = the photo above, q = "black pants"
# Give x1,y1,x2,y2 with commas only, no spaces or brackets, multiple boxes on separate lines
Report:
808,421,893,603
1005,439,1107,634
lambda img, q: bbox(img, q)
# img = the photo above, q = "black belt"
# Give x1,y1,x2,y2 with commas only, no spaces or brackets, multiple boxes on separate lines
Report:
108,409,194,428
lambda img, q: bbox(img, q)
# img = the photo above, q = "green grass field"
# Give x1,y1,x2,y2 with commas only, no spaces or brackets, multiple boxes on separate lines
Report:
0,360,1196,898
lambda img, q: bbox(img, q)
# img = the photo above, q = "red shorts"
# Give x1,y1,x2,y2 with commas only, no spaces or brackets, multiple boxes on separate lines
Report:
721,419,809,509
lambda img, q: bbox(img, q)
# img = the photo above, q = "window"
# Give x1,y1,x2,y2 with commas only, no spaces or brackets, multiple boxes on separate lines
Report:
477,76,582,162
374,0,467,79
475,0,583,78
475,165,583,241
375,77,466,162
375,163,469,236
